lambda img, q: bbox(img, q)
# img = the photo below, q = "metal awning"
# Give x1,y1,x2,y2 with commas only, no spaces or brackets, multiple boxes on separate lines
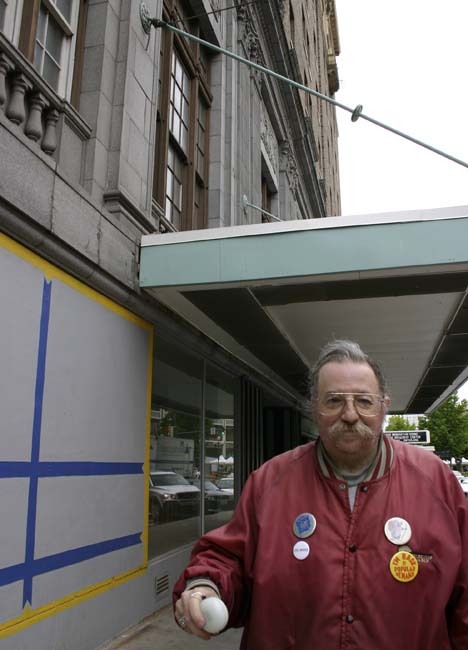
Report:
140,205,468,414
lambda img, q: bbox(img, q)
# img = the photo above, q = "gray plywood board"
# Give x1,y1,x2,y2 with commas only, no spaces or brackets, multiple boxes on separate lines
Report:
40,279,149,462
0,247,44,459
0,235,153,637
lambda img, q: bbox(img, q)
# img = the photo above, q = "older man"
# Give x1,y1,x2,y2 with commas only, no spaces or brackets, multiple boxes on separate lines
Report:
173,340,468,649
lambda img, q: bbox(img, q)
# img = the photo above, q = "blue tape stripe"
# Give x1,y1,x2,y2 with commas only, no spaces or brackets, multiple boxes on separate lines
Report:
0,533,142,588
0,462,143,478
38,462,144,476
0,562,24,588
0,463,32,478
23,280,51,607
34,533,142,576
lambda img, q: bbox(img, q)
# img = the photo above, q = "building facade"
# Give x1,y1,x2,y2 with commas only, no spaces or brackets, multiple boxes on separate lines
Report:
0,1,340,648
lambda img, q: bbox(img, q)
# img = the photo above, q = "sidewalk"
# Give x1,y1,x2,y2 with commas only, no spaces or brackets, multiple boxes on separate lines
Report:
100,604,243,650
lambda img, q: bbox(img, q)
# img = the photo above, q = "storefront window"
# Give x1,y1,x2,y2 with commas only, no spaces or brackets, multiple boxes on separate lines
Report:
203,365,236,532
149,339,203,558
148,338,237,557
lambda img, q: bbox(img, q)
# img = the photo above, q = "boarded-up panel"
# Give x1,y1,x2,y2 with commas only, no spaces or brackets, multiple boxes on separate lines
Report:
0,234,153,637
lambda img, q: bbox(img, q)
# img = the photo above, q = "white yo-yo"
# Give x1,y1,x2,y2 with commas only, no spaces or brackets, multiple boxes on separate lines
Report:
200,596,229,634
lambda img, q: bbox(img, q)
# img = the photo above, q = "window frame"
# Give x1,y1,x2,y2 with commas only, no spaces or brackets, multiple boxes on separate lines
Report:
18,0,84,101
0,0,8,34
153,0,212,232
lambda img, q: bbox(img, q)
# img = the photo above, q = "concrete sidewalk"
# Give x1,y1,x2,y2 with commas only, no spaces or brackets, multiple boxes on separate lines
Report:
100,604,243,650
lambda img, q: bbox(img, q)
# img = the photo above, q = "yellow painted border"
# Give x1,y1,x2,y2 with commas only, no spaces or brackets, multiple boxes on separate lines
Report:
0,233,154,638
0,566,147,639
142,325,154,563
0,233,153,331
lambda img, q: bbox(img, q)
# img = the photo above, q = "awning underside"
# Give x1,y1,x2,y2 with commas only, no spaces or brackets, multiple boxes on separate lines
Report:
140,207,468,413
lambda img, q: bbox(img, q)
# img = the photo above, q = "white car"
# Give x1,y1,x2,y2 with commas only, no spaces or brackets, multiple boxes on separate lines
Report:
216,477,234,495
149,471,200,522
452,471,468,498
458,478,468,498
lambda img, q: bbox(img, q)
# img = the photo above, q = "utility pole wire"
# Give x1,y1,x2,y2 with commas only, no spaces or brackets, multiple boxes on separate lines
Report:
172,0,265,23
151,18,468,171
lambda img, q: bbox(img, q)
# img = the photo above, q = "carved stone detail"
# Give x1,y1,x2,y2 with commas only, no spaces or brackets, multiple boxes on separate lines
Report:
260,103,279,179
280,141,299,191
6,73,31,125
236,2,263,65
245,30,261,63
0,33,92,161
0,53,13,108
42,108,59,154
25,92,48,142
235,0,247,22
277,0,287,19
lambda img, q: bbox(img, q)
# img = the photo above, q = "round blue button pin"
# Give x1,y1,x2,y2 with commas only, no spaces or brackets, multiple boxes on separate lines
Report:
293,513,317,539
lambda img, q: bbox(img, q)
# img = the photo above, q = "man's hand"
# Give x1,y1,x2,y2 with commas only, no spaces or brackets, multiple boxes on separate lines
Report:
174,586,220,638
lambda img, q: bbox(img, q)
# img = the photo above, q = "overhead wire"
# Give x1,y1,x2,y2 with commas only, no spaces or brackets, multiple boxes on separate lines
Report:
171,0,266,24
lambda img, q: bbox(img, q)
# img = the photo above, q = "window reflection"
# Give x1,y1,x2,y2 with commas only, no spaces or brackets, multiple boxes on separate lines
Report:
149,468,200,523
204,365,236,532
149,341,202,559
148,339,237,557
191,479,234,514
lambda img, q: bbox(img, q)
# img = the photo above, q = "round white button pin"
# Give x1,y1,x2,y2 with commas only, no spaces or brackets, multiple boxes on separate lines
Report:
384,517,412,545
293,540,310,560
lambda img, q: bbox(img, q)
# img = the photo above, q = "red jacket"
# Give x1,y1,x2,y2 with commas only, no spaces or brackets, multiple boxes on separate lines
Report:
174,438,468,649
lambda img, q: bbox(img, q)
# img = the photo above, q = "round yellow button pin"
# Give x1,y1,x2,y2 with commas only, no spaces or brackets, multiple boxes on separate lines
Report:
389,550,419,582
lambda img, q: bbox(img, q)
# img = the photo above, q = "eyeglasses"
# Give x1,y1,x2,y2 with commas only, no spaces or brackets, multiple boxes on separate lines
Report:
317,393,385,417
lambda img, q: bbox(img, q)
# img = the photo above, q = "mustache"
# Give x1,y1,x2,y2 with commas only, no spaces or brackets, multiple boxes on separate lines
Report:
329,419,376,439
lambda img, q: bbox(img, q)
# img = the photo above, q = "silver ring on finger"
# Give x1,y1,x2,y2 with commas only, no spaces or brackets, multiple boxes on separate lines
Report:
189,591,205,600
178,616,186,628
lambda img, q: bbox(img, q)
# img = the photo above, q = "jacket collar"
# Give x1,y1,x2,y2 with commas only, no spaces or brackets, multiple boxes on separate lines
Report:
316,433,394,481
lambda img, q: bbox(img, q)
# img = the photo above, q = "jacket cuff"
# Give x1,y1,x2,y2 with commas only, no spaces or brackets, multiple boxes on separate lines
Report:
185,577,220,598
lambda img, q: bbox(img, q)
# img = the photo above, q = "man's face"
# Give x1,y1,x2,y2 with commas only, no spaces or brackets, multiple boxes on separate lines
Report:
314,361,388,465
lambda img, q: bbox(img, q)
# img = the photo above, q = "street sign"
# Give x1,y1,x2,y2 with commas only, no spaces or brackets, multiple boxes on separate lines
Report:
385,430,430,444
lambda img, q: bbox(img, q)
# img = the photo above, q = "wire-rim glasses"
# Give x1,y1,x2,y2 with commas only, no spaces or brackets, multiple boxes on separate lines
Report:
317,392,385,417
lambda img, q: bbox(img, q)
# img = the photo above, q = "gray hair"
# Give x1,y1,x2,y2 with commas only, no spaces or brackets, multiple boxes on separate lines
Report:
309,339,387,400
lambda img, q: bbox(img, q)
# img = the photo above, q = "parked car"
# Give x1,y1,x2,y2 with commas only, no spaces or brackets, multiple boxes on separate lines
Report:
149,471,200,522
191,479,234,512
459,479,468,498
455,476,468,498
216,477,234,495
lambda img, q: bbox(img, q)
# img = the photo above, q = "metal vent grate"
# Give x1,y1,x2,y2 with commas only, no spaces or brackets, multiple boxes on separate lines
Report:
155,573,170,596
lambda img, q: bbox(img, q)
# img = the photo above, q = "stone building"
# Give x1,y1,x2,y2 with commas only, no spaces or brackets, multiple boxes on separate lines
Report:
0,1,341,648
2,2,468,648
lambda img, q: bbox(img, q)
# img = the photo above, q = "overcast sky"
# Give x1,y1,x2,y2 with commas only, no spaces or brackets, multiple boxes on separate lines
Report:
334,0,468,218
333,1,468,403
